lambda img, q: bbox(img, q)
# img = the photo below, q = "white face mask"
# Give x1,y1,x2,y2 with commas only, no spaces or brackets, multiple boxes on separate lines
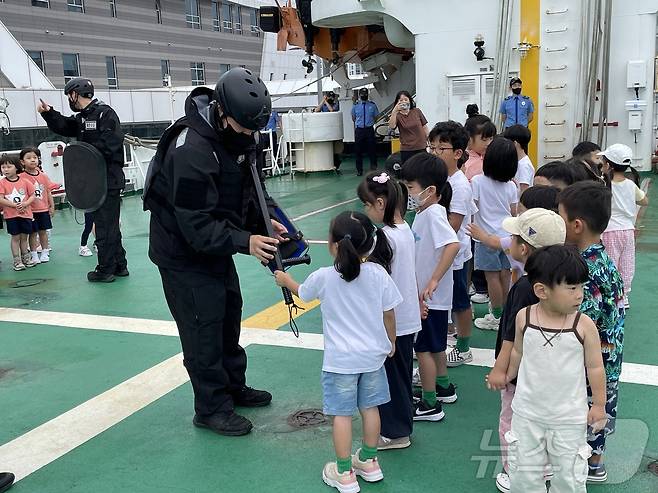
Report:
407,186,431,210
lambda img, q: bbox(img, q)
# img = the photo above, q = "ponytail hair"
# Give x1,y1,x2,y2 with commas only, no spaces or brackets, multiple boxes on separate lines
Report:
357,171,403,227
331,211,393,282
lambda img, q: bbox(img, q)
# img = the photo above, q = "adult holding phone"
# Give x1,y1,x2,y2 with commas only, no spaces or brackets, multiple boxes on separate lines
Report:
388,91,429,164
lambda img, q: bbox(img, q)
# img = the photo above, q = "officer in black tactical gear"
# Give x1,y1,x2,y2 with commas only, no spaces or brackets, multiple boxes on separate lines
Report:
144,68,287,436
38,77,128,282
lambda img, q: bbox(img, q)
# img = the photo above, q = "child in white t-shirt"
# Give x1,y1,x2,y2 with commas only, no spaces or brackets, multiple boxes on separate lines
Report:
599,144,649,308
275,211,403,493
401,153,460,422
503,125,534,197
358,171,423,450
471,137,518,331
427,121,477,367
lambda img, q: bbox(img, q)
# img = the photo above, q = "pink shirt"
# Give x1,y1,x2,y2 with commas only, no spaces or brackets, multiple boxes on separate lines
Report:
23,170,52,213
0,175,35,219
463,150,484,182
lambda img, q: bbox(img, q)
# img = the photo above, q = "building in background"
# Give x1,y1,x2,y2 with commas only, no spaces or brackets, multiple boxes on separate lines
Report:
0,0,264,90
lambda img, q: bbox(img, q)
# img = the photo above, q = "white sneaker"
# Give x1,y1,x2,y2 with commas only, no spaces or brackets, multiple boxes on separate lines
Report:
447,347,473,367
322,462,360,493
475,313,500,331
39,249,50,262
30,251,41,265
496,471,510,492
470,292,490,304
377,435,411,450
22,253,36,268
411,367,421,386
79,246,93,257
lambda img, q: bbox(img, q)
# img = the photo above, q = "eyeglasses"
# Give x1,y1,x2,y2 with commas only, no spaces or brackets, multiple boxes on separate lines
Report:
426,145,454,153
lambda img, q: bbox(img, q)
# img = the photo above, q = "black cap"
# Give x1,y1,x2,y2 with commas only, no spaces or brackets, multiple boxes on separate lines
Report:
64,78,94,98
213,68,272,131
509,77,522,87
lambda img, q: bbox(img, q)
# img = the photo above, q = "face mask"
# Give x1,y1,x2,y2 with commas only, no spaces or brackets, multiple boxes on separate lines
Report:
407,186,431,210
360,95,368,101
221,123,255,156
512,87,522,95
68,97,79,112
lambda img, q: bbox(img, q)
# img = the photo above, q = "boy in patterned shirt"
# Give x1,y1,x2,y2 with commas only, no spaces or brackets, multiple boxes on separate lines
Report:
558,182,625,483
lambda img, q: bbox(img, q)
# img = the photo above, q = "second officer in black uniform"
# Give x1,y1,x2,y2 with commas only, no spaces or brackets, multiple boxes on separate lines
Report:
144,68,288,436
38,78,128,282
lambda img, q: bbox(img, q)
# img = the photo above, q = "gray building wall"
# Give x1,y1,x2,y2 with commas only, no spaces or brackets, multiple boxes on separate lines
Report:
0,0,264,90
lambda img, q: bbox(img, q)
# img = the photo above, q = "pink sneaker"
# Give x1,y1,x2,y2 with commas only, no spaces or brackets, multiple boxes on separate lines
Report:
322,462,360,493
351,449,384,482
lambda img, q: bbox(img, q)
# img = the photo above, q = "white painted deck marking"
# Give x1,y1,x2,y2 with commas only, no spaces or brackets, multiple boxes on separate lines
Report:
1,308,657,484
291,198,358,222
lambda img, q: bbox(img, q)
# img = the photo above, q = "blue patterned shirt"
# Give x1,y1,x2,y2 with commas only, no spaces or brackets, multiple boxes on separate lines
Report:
579,243,625,382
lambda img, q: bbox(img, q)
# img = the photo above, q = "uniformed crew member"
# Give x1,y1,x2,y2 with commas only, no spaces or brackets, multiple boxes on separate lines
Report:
499,77,534,129
351,87,379,176
38,78,128,282
144,68,288,437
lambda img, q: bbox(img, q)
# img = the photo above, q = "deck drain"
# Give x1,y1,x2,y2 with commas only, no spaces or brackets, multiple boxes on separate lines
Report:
10,279,46,288
649,461,658,476
287,409,327,429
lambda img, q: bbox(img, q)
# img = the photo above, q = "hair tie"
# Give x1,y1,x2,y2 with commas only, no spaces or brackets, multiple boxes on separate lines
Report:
372,172,390,184
343,234,352,241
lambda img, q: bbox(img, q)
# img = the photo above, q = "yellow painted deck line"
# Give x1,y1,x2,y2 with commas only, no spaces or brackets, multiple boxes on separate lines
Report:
241,298,320,330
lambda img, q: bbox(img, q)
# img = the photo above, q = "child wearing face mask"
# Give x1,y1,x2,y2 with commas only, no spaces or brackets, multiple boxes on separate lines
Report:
401,153,460,422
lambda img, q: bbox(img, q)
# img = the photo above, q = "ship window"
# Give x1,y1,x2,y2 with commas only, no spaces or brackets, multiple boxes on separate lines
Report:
28,50,45,73
233,4,242,35
221,2,232,32
191,62,205,86
161,59,170,85
249,8,260,37
185,0,201,29
62,53,80,83
106,56,118,89
67,0,84,13
211,1,220,31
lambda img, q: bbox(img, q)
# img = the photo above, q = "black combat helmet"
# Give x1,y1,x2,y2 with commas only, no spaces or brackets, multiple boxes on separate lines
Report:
64,78,95,98
213,68,272,131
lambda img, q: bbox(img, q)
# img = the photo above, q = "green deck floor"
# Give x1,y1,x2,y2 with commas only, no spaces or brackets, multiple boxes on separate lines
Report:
1,161,657,492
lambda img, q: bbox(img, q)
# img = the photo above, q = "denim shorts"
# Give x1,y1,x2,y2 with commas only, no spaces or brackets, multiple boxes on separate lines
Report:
452,267,471,312
474,242,511,271
414,309,449,353
322,366,390,416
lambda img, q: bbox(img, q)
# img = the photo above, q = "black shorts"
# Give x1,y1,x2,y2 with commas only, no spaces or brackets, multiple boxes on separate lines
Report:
5,217,34,236
32,211,53,232
414,309,449,353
